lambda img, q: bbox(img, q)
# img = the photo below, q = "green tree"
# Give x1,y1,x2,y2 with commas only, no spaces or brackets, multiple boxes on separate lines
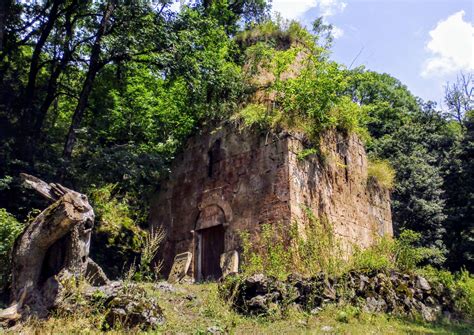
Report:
444,111,474,271
0,209,23,290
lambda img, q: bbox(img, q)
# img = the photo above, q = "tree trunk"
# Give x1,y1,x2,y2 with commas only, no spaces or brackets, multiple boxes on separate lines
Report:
0,0,11,52
0,174,108,322
14,1,63,165
23,0,63,120
33,0,78,139
62,0,116,160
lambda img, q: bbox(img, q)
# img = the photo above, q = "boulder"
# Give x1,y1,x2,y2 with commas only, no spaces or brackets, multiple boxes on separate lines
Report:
104,293,164,331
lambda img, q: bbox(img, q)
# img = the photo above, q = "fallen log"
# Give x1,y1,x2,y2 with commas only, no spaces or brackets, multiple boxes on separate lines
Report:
1,174,108,322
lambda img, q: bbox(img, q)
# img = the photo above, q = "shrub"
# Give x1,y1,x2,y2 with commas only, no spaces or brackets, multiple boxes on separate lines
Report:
394,230,445,271
292,211,344,276
89,184,143,246
367,159,395,189
238,20,372,145
240,223,292,280
89,184,145,278
134,228,165,281
296,148,318,161
350,230,444,273
240,211,344,279
331,97,370,141
419,266,474,319
351,236,395,272
231,104,271,129
0,208,23,289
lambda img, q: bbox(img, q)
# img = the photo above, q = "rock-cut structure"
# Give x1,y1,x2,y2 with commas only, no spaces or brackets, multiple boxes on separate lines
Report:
150,126,392,281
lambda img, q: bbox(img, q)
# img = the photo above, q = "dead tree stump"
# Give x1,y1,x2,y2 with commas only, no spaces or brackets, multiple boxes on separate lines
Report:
0,174,108,321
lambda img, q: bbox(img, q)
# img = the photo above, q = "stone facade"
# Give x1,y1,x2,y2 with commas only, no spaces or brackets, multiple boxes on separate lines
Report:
150,126,392,280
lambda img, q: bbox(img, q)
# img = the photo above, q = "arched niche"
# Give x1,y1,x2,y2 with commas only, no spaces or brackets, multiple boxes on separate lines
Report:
197,196,233,226
195,204,226,231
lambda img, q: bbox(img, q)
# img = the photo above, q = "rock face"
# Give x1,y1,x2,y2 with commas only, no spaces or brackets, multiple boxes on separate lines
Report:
223,272,456,321
150,125,392,280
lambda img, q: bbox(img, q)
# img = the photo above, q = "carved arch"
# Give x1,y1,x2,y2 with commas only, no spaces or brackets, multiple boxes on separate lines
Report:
196,197,233,230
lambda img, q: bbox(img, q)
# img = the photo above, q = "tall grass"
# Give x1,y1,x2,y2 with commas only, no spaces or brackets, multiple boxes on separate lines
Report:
240,212,344,279
240,209,446,280
367,159,395,190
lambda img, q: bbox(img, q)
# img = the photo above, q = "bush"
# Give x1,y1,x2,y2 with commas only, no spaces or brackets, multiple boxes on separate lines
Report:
292,211,344,276
231,104,272,129
0,208,23,290
350,230,444,273
351,236,394,272
331,97,370,140
89,184,145,278
240,212,344,279
367,159,395,189
419,266,474,319
394,230,445,271
133,228,165,282
89,184,143,246
240,223,292,280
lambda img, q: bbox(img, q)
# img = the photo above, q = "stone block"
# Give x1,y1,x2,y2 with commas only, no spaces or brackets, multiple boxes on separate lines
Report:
220,250,239,278
168,252,192,284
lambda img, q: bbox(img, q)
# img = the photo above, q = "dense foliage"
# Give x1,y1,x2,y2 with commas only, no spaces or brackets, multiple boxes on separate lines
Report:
0,0,472,284
0,208,23,290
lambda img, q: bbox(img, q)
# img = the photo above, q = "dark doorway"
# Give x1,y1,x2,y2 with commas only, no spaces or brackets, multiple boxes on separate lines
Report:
199,224,225,280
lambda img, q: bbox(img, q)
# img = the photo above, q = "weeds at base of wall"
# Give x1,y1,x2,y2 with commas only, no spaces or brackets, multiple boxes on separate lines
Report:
239,212,454,278
239,211,345,280
237,212,474,319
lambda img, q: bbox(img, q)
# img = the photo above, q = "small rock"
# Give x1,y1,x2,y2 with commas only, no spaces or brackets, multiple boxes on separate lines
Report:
247,295,268,313
322,285,336,300
310,307,322,315
365,297,387,313
246,274,269,294
185,293,197,301
207,326,223,334
416,276,431,291
155,281,177,293
321,325,334,332
420,303,437,322
104,289,165,330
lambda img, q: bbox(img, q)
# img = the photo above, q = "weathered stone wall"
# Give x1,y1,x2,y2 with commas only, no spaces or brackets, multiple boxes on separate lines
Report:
288,131,392,251
150,126,392,278
150,127,292,277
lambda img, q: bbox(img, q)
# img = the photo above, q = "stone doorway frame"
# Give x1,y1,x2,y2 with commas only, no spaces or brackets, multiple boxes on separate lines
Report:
194,202,232,281
195,224,226,281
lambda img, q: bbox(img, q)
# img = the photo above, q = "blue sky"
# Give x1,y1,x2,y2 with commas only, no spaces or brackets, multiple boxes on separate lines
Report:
271,0,473,106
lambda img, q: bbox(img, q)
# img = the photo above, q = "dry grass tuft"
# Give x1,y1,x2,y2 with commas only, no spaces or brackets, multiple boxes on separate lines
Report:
368,159,396,190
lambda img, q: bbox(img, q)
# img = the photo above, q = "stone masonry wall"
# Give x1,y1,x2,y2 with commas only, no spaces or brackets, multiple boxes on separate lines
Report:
150,127,292,277
150,126,393,278
288,131,392,252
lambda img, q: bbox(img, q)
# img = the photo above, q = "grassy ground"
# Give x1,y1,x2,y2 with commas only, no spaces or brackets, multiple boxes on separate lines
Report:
3,282,473,334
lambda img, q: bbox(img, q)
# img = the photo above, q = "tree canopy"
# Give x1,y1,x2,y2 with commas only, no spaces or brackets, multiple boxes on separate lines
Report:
0,1,472,275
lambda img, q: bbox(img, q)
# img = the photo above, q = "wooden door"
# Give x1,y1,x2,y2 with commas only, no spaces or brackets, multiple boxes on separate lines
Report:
200,224,225,280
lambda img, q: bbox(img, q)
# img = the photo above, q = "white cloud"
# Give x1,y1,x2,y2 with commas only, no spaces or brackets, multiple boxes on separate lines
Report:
271,0,347,39
271,0,317,21
271,0,346,20
422,10,474,77
319,0,347,17
332,26,344,39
